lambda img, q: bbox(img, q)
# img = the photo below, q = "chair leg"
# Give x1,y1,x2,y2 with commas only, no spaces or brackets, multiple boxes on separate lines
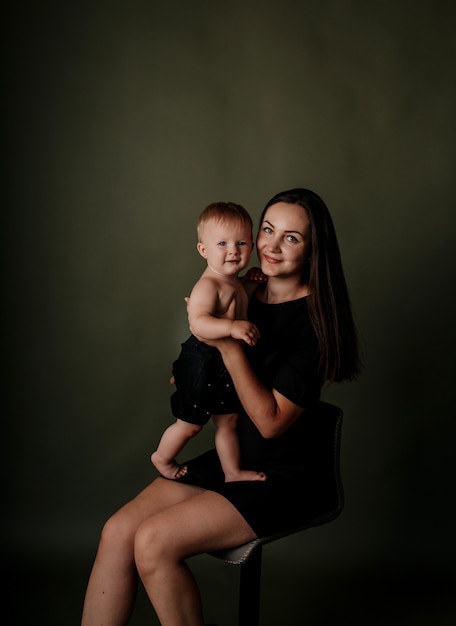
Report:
238,545,262,626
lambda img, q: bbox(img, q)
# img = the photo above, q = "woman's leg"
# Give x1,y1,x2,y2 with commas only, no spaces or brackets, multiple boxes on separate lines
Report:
81,478,206,626
134,485,257,626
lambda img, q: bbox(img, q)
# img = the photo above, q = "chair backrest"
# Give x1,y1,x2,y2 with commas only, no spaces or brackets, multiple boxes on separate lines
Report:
300,400,344,523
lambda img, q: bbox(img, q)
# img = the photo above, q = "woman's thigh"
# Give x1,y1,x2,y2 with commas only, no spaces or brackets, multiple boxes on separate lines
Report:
103,477,206,542
134,487,257,562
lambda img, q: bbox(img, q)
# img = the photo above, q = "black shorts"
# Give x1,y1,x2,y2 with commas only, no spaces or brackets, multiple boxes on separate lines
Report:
170,335,241,425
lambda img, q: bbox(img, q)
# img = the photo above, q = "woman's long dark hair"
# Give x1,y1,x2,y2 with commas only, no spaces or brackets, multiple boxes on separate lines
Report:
261,188,361,383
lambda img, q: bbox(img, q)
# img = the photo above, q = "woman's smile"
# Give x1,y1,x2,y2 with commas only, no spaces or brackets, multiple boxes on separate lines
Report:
262,253,281,264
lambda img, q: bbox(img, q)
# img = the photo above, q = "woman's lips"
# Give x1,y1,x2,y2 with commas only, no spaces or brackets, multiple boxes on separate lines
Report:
263,254,281,264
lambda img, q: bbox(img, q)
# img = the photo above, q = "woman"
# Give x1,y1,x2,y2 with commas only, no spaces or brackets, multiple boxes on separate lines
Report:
81,188,361,626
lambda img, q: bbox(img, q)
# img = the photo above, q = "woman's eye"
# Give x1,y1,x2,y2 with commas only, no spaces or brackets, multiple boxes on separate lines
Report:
263,227,272,234
286,235,299,243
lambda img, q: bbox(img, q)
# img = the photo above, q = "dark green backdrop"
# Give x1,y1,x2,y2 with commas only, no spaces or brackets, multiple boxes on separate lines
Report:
4,1,456,624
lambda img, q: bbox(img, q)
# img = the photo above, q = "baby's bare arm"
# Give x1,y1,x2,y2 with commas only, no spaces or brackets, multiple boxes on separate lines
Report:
229,320,260,346
187,276,259,345
188,276,236,339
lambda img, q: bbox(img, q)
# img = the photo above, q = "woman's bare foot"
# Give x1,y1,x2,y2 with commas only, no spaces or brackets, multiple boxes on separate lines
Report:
151,451,187,479
224,469,267,483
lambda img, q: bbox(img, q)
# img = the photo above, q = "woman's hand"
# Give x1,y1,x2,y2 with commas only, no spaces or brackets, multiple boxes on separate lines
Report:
242,266,268,283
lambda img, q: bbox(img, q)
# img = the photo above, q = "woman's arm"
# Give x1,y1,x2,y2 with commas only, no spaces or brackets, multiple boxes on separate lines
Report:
214,337,304,439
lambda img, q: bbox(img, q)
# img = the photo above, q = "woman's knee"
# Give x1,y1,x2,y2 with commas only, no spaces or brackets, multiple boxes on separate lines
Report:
99,509,136,553
134,516,181,577
134,519,162,576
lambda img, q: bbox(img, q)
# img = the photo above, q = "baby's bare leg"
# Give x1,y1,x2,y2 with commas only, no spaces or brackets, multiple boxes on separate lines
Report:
212,413,267,482
151,419,202,479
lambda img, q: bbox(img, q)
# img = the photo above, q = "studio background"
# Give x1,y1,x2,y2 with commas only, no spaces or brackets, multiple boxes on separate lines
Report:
4,1,456,624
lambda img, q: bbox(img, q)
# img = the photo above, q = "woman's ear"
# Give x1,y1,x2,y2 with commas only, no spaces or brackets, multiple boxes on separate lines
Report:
196,242,208,259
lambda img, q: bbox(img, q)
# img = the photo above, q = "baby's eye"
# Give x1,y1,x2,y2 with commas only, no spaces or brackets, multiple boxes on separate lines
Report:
238,241,247,246
217,241,227,247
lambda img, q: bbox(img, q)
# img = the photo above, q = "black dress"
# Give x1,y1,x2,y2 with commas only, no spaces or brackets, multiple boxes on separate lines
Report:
178,294,326,537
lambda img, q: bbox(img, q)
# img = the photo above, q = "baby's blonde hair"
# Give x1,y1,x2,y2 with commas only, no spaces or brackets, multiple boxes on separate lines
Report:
197,202,253,241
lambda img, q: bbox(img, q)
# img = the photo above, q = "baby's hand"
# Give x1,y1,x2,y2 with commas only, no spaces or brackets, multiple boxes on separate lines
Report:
243,267,268,283
230,320,260,346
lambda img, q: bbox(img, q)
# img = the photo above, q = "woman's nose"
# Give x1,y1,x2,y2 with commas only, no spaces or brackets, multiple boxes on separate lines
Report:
267,237,280,252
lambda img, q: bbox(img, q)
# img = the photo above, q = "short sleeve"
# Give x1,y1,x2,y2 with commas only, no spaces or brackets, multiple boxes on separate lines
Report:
272,343,321,408
247,294,321,409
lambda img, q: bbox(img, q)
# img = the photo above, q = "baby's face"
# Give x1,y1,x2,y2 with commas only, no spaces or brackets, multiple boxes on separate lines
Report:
197,219,253,276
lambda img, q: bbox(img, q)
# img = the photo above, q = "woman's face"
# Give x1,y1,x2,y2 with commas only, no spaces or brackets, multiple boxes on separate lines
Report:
256,202,311,281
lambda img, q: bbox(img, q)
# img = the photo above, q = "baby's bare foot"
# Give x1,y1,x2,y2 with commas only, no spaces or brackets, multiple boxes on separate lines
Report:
151,451,187,480
225,469,267,483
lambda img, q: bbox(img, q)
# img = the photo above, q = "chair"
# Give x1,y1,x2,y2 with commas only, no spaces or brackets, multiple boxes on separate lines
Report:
210,401,344,626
